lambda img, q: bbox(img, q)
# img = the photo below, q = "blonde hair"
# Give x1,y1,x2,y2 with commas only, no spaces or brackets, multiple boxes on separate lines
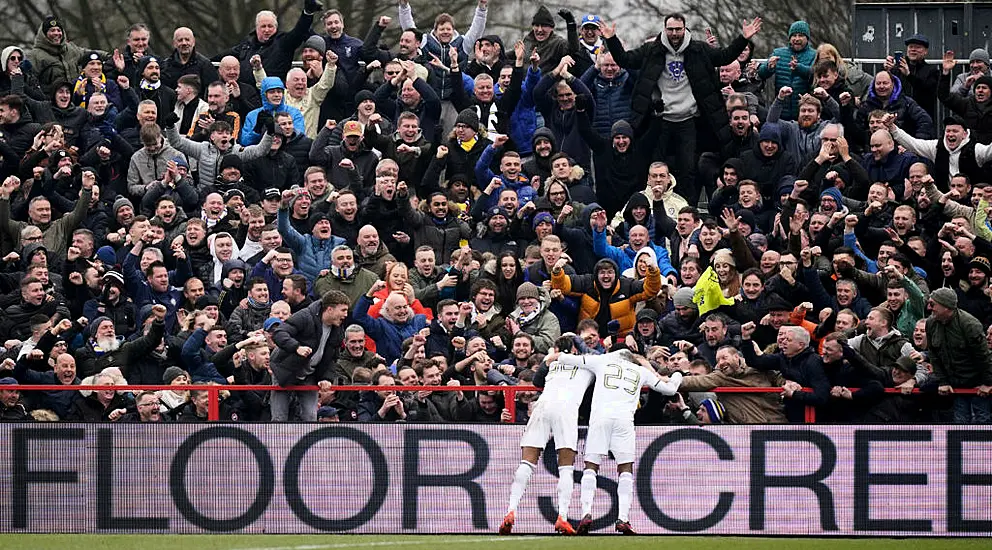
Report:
815,44,848,76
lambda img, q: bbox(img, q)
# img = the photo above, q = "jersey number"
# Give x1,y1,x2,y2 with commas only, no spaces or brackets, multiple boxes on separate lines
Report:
603,365,641,395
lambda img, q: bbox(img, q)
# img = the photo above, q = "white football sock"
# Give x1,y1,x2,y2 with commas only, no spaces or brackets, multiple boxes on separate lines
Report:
506,461,535,513
557,465,574,518
580,468,597,516
618,471,634,522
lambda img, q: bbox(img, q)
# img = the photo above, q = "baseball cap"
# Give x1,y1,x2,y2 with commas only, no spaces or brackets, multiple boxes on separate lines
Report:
342,120,363,138
317,406,339,419
263,317,283,332
581,14,601,27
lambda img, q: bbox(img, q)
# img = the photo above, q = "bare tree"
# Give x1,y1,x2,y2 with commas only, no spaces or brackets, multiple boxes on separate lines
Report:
624,0,854,56
0,0,480,58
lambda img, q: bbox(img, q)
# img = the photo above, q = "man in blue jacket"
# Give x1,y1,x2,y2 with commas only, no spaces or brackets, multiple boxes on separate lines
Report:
278,189,345,282
353,281,429,365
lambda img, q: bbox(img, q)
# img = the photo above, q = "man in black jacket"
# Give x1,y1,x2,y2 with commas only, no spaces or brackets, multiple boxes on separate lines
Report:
270,289,349,421
741,321,830,423
602,16,762,206
215,1,320,81
886,34,939,119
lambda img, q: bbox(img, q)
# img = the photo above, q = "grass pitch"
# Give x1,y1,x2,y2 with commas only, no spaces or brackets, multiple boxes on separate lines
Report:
0,535,987,550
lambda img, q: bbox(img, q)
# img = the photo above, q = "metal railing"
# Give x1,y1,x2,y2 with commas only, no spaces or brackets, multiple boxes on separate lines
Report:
4,383,983,422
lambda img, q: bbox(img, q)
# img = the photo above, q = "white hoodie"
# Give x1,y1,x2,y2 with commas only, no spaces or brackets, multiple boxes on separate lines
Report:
892,126,992,182
657,30,698,122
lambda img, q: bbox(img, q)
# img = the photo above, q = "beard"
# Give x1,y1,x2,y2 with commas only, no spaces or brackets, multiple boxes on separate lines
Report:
96,337,121,352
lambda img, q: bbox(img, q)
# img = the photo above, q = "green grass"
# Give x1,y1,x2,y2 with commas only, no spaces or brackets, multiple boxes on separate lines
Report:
0,535,987,550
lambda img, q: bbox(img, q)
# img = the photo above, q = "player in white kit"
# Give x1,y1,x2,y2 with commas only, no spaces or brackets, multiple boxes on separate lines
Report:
500,338,594,536
556,346,683,534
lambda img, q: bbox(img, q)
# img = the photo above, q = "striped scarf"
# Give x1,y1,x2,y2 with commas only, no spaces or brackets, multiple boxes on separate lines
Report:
72,73,106,108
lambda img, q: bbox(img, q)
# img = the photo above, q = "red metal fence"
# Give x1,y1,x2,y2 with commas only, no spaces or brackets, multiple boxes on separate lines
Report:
4,384,983,422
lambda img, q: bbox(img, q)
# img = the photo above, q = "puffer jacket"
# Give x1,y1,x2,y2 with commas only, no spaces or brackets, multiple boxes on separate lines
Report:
28,23,87,93
219,10,314,82
500,66,540,155
855,74,934,139
164,124,272,188
552,263,661,336
226,301,271,341
758,40,816,120
580,66,634,137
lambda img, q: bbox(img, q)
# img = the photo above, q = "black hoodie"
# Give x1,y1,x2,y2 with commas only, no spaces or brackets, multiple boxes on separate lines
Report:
522,127,558,183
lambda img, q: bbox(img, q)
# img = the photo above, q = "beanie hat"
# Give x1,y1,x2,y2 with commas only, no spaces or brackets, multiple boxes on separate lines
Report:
700,398,727,424
931,287,958,309
354,89,375,105
943,115,967,130
219,154,242,173
820,186,843,206
317,406,339,419
162,366,187,385
516,282,540,302
594,258,618,275
485,205,509,222
969,48,990,65
97,247,118,267
88,316,113,339
737,209,757,230
78,50,102,70
531,6,556,28
0,377,17,385
136,55,159,75
42,15,63,33
173,156,189,170
894,355,919,376
532,211,555,229
711,248,736,268
788,21,811,40
611,120,634,139
673,287,696,309
455,108,480,130
303,35,327,55
759,123,782,146
976,75,992,90
970,256,992,277
102,269,125,289
777,175,796,197
309,212,331,232
195,295,220,309
113,196,133,215
49,149,70,166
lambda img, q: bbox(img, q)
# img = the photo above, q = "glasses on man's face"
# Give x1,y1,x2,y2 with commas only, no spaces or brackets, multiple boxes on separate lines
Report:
431,202,447,208
550,191,566,197
666,27,685,33
139,401,161,407
23,234,43,242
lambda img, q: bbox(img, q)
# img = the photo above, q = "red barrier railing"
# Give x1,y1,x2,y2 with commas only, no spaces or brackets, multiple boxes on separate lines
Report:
3,384,982,422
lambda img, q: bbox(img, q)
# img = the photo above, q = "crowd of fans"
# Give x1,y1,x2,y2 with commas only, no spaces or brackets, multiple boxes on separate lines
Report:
0,0,991,425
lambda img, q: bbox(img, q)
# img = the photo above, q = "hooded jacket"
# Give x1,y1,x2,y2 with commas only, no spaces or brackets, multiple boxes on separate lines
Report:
767,94,836,166
269,300,344,386
679,367,789,423
398,2,488,101
927,308,992,387
740,123,799,204
28,22,87,92
0,46,45,100
73,319,165,378
582,116,646,217
856,74,934,139
164,124,272,189
533,73,594,169
552,261,661,336
521,127,557,182
591,227,677,277
555,202,603,275
240,77,306,146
